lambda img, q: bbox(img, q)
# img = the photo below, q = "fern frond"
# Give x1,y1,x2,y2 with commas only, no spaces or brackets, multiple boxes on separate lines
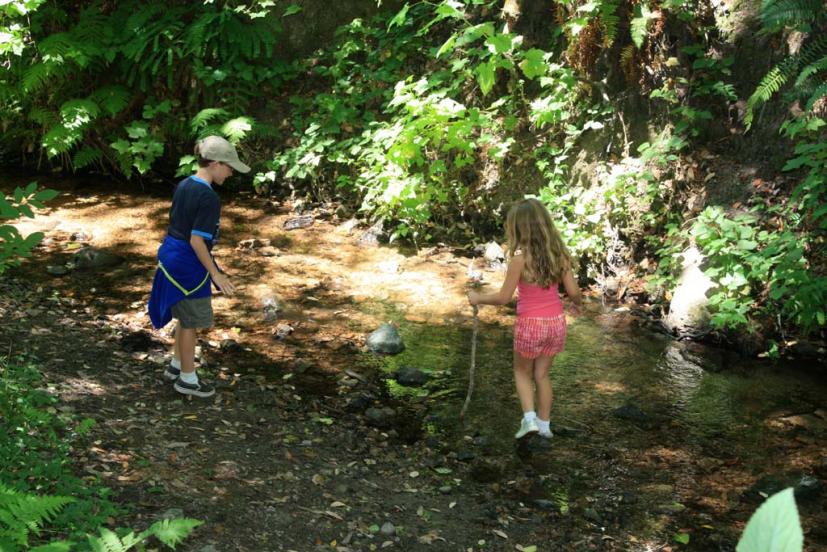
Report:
191,108,228,132
760,0,824,31
22,63,60,94
795,55,827,86
87,528,128,552
143,518,203,548
28,107,57,127
221,116,254,143
0,485,73,546
37,32,77,60
805,81,827,111
746,35,827,127
90,86,132,117
620,44,635,66
599,0,620,47
73,147,103,170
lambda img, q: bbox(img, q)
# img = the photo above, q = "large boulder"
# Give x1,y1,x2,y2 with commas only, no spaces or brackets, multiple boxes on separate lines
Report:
663,246,714,336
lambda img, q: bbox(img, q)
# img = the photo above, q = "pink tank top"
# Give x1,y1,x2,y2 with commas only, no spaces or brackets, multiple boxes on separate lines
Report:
516,281,563,318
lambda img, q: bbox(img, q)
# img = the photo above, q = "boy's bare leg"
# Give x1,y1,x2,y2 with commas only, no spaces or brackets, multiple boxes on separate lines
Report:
513,353,535,414
177,326,197,375
533,355,555,421
173,322,182,364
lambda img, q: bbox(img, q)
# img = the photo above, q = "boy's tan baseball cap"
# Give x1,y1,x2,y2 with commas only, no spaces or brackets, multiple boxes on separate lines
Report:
197,136,251,173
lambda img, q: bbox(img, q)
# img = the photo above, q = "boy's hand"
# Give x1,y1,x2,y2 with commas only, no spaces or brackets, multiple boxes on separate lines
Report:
467,291,481,306
212,272,236,296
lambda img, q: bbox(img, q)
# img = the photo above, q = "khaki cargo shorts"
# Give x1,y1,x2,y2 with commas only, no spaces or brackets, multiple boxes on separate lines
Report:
171,297,213,329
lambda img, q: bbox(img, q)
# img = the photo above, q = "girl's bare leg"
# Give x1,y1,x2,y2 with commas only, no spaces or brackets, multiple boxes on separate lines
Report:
533,354,555,421
513,352,536,413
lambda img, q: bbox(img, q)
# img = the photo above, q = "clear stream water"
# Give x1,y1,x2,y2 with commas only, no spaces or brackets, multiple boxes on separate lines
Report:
358,303,827,546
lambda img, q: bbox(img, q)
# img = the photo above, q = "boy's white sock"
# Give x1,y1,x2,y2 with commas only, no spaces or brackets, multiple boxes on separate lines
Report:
170,358,181,370
523,411,537,422
179,371,198,385
537,419,550,433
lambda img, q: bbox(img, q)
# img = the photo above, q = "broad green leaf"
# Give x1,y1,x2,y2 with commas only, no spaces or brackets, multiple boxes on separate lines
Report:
283,4,302,17
486,33,513,54
388,3,409,29
736,488,803,552
519,49,547,79
475,61,496,96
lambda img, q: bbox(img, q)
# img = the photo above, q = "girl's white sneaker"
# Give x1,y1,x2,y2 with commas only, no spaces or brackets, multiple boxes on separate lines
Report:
515,418,539,439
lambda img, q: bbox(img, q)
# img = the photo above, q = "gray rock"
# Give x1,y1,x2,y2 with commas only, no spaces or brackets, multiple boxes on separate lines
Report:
380,522,396,536
439,486,452,495
532,499,557,511
46,265,69,276
366,323,405,355
72,247,123,271
364,407,396,428
483,241,505,266
357,220,385,247
283,214,315,230
394,366,429,386
744,473,823,504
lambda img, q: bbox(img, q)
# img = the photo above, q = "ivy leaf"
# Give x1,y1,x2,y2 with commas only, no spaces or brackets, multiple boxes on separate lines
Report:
388,3,409,30
736,488,802,552
486,33,513,54
475,61,496,96
283,4,302,17
519,49,547,80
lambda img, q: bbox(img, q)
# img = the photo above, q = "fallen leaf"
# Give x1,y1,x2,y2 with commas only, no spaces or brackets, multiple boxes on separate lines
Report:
492,529,508,539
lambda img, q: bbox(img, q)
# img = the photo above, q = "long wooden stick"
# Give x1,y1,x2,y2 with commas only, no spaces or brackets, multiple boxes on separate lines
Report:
459,304,479,424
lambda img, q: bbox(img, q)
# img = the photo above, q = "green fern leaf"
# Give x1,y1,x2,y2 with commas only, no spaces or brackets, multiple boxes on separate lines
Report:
29,541,73,552
22,63,57,94
805,82,827,111
795,55,827,86
28,107,57,127
87,528,128,552
221,117,254,143
73,147,103,170
145,518,203,549
760,0,824,31
630,3,656,49
191,108,228,132
91,86,131,116
599,0,620,46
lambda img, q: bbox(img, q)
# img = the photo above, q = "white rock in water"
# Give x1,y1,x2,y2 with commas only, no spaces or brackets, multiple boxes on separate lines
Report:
664,246,714,335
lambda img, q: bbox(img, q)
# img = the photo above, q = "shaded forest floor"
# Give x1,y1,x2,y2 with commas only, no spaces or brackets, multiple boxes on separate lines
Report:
2,177,826,551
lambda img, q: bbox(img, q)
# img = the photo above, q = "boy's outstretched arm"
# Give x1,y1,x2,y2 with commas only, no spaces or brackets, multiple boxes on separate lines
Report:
468,255,524,306
190,234,236,296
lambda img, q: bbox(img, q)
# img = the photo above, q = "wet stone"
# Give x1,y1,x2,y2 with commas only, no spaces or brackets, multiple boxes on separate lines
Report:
366,323,405,355
583,507,603,524
394,366,429,387
532,499,557,512
439,486,453,495
380,522,396,536
364,407,396,428
46,265,69,276
612,403,650,423
469,459,503,483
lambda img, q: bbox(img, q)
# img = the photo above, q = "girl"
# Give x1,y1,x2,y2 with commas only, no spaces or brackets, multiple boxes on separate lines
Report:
468,199,582,439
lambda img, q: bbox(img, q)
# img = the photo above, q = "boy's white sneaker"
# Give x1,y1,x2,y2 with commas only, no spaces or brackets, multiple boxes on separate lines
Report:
515,418,539,439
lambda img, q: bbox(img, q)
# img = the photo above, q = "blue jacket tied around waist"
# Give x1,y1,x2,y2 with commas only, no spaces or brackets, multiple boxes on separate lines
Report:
148,236,211,328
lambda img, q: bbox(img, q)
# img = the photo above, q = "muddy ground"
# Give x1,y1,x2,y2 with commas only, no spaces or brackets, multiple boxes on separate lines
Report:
2,177,826,551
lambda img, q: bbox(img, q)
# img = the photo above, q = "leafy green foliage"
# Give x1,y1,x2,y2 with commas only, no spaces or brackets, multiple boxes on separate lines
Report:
737,488,803,551
0,356,202,550
0,182,57,276
0,484,74,548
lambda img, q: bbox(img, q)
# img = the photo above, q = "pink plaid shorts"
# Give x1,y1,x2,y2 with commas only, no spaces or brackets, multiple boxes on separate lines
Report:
513,315,567,359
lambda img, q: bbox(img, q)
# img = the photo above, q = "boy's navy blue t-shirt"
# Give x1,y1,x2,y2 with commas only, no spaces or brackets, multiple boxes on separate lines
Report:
167,176,221,251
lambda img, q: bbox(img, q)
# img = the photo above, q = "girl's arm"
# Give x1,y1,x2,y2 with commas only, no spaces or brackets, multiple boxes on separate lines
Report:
468,254,524,306
561,268,582,315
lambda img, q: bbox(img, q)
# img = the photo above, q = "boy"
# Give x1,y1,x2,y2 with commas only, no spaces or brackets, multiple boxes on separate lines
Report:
148,136,250,397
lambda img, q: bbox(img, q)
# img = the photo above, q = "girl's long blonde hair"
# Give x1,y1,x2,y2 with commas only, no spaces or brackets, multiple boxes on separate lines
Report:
505,198,573,288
